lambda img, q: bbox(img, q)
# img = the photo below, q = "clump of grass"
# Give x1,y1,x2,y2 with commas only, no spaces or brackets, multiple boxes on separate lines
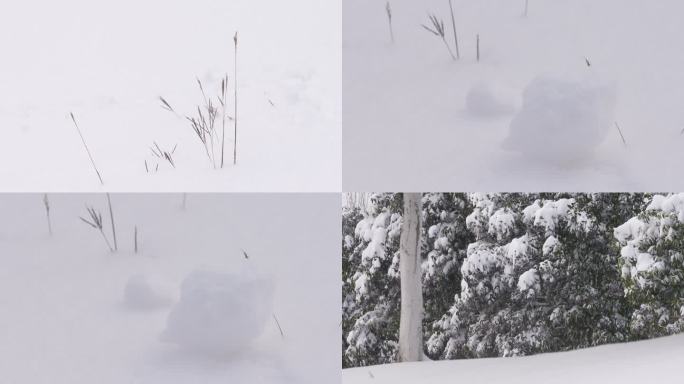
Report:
159,78,231,169
79,205,114,252
70,112,104,185
448,0,460,59
150,141,177,168
43,194,52,236
422,14,456,60
386,2,394,43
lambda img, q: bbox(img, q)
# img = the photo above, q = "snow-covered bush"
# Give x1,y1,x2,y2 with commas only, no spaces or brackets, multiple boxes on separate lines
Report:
160,269,274,354
429,194,642,359
502,75,617,163
615,193,684,337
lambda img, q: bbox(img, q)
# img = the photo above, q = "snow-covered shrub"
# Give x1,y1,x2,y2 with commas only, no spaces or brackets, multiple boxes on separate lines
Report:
502,75,617,163
615,193,684,337
430,194,642,359
160,269,274,354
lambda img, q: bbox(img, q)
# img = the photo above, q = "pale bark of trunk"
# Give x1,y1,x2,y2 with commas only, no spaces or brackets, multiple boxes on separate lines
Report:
398,193,424,362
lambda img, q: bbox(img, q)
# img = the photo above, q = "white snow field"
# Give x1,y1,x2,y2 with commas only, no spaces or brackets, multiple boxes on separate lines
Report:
0,194,340,384
0,0,340,192
343,0,684,191
343,334,684,384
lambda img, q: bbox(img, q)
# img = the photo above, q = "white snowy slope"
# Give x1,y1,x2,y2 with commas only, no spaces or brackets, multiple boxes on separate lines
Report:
0,0,340,192
343,334,684,384
0,194,340,384
343,0,684,191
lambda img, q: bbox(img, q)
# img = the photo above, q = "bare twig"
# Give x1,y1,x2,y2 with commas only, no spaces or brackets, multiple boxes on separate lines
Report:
476,34,480,62
134,226,138,254
524,0,529,17
70,113,104,185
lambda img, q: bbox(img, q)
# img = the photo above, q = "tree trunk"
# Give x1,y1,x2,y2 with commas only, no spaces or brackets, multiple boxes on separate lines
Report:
399,192,424,362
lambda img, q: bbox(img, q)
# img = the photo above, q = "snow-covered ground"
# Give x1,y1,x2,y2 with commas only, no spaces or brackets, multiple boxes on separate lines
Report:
343,334,684,383
0,0,340,192
343,0,684,191
0,194,340,383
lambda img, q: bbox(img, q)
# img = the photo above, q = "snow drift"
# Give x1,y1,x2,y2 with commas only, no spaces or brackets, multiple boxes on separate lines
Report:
160,269,275,354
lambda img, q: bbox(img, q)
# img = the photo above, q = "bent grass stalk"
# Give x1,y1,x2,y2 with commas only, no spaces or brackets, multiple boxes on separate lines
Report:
70,113,104,185
422,14,456,60
80,206,114,252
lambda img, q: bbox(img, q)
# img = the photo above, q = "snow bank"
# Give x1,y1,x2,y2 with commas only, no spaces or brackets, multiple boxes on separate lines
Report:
344,334,684,384
503,75,617,163
465,82,517,117
123,274,175,309
160,269,275,354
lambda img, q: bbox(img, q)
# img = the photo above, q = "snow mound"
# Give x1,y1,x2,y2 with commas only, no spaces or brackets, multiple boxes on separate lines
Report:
160,269,275,354
502,75,617,163
465,82,517,117
123,274,176,310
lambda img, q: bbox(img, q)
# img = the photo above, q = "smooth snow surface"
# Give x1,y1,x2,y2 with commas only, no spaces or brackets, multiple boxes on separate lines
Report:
0,0,340,192
161,269,275,354
0,194,340,384
343,0,684,191
343,334,684,383
124,274,176,310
